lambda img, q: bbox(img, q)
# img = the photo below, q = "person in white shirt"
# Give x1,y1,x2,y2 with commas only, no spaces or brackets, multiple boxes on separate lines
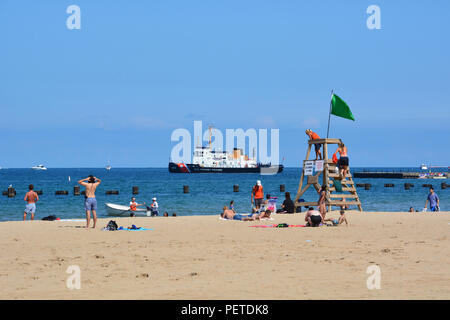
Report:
150,197,159,216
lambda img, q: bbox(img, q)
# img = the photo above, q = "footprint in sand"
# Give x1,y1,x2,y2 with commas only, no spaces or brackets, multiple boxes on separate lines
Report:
136,273,150,278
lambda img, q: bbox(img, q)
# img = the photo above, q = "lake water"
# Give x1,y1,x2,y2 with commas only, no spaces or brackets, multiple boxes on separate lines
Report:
0,167,448,221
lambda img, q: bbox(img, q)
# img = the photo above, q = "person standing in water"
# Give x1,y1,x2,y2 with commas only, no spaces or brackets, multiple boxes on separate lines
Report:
23,184,39,221
424,187,440,212
78,175,101,228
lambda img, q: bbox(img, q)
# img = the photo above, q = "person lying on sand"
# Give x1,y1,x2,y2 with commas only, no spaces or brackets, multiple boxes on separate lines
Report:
305,207,322,227
221,206,258,221
258,208,272,219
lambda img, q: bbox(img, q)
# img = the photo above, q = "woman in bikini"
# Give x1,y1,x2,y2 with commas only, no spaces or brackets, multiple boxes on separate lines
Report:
318,184,327,220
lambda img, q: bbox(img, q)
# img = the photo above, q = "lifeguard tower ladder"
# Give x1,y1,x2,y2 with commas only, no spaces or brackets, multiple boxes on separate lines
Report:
294,138,363,212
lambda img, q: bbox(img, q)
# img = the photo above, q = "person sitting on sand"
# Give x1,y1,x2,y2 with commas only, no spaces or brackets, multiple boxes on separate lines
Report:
258,208,272,220
262,194,277,212
323,210,348,226
409,207,414,213
163,212,169,217
277,192,295,214
305,207,322,227
221,206,258,221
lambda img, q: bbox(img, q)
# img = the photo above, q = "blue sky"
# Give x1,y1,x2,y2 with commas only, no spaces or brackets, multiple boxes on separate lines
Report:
0,0,449,168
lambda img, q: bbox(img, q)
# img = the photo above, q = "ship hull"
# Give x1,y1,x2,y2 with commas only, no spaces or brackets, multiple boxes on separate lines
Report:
169,162,283,174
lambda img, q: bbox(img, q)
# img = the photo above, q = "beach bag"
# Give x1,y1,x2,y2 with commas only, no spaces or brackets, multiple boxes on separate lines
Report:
105,220,118,231
275,223,289,228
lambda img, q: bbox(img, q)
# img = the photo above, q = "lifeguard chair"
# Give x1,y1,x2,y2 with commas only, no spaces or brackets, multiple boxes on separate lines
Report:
294,138,363,212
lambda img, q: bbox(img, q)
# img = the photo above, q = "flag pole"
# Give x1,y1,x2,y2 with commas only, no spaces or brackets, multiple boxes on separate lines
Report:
326,90,333,138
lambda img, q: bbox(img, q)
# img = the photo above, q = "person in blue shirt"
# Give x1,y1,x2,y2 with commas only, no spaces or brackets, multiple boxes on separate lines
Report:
424,187,440,212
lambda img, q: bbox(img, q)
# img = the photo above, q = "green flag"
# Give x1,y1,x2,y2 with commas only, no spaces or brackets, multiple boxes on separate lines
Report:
331,94,355,121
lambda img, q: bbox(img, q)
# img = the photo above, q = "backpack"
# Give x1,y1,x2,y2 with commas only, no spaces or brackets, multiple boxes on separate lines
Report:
105,220,118,231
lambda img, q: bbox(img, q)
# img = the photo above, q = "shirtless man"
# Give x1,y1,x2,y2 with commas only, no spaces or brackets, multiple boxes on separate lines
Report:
334,142,349,178
305,207,322,227
23,184,39,221
78,175,101,228
305,129,323,160
221,206,258,221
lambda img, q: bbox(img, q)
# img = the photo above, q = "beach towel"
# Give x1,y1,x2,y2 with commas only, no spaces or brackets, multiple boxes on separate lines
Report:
117,224,152,231
333,179,343,193
118,227,153,231
249,224,306,228
218,216,274,221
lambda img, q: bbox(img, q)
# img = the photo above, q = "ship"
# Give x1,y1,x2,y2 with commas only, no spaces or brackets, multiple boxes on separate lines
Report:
169,127,283,174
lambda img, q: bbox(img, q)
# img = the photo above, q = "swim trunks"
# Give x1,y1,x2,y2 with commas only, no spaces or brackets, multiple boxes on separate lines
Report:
151,210,159,217
24,203,36,214
338,156,349,167
84,197,97,211
430,206,438,212
254,198,263,208
310,215,322,227
233,214,243,221
314,143,321,151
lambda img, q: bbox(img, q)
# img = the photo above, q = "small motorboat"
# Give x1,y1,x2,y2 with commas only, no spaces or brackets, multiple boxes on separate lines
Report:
420,164,428,170
106,165,111,170
105,202,151,216
31,164,47,170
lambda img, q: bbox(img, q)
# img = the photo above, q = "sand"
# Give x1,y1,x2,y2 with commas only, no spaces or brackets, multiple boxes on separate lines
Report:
0,211,449,300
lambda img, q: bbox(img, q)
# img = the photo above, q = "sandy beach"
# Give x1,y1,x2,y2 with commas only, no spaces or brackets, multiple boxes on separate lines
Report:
0,211,449,300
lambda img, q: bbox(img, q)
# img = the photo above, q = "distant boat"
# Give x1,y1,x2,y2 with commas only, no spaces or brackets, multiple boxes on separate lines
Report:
420,164,428,170
105,203,150,216
31,164,47,170
106,165,112,170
